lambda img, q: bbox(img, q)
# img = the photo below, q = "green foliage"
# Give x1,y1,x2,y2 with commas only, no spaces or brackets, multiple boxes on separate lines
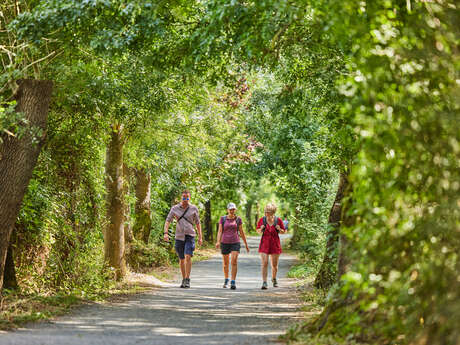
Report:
190,1,459,344
287,263,315,280
2,1,458,344
12,0,195,53
0,292,80,330
307,2,459,344
243,67,341,269
0,101,21,141
126,240,175,272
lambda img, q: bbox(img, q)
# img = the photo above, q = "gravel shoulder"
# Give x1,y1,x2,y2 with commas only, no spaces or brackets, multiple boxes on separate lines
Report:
0,235,301,345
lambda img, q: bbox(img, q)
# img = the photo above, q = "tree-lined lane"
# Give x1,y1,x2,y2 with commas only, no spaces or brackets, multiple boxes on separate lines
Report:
1,235,301,345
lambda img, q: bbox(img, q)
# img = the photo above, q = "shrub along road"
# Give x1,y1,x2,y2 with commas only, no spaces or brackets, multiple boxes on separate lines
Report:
0,235,300,345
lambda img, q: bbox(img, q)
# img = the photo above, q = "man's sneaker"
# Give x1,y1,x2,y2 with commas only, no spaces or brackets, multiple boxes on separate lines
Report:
272,278,278,287
230,281,236,290
180,279,186,288
184,278,190,288
261,281,268,290
223,279,229,288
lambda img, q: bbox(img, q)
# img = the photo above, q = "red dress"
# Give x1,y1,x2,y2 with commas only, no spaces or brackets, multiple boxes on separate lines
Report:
258,217,285,254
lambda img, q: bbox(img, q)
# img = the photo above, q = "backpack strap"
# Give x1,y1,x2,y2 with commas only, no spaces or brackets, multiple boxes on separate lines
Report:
274,216,279,233
263,216,280,233
177,207,189,223
177,207,194,226
223,216,241,236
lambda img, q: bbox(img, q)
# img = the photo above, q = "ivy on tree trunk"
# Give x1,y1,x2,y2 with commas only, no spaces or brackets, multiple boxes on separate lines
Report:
315,170,349,289
104,123,127,281
0,79,53,292
204,200,212,242
133,168,151,244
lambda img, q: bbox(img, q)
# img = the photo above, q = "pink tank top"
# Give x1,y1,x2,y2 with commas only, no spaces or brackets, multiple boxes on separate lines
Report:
220,216,242,244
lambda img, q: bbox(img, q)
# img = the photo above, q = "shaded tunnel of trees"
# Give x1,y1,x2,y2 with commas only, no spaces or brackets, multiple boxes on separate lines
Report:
0,1,458,344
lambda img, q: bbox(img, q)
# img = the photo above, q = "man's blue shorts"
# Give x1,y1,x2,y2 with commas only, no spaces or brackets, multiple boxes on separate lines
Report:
175,235,195,260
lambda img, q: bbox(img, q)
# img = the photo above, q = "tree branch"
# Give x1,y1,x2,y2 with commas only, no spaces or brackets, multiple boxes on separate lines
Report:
20,49,60,73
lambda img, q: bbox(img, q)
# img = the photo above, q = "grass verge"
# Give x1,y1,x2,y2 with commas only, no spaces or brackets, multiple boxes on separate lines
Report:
0,241,218,331
282,262,365,345
0,282,149,331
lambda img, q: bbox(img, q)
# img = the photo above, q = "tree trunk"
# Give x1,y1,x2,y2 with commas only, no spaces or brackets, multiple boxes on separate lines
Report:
123,164,133,248
0,79,53,292
245,200,253,232
204,200,212,242
315,171,349,288
133,168,151,243
104,124,127,281
3,241,18,290
337,179,354,279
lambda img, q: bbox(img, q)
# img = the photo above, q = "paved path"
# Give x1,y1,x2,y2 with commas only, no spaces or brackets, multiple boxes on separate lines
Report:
0,235,300,345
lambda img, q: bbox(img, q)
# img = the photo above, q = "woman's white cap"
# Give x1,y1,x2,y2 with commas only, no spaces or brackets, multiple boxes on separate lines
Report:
227,202,237,210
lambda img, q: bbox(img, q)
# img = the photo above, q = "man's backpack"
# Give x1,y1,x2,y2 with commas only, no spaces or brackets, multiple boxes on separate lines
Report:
222,216,241,236
262,216,280,233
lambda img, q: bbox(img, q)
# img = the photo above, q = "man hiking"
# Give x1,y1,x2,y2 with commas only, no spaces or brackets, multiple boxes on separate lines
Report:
164,190,203,288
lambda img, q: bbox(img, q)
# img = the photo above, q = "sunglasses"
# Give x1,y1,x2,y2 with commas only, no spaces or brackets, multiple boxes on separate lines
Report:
182,197,190,201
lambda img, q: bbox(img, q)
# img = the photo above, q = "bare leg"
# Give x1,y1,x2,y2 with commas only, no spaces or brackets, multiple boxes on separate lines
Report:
270,254,280,279
222,254,230,279
185,254,192,279
179,258,186,279
260,253,269,281
230,251,239,280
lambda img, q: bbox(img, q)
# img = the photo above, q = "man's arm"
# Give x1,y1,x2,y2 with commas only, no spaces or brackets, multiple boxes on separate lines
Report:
196,222,203,245
164,220,171,242
164,207,175,242
193,206,203,245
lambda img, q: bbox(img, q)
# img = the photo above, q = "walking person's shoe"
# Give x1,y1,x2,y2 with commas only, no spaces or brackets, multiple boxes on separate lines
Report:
261,281,268,290
230,280,236,290
223,278,229,288
180,279,186,288
272,278,278,287
184,278,191,288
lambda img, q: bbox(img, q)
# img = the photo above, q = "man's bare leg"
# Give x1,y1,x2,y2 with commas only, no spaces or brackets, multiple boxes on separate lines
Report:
179,258,186,278
185,254,192,279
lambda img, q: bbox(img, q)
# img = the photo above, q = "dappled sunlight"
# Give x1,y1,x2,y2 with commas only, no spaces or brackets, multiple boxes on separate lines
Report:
2,241,301,345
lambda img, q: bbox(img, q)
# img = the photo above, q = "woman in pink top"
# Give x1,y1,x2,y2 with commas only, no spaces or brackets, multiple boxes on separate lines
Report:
215,202,250,289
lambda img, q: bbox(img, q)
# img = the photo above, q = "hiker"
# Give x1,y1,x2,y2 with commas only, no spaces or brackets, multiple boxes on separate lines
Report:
256,203,286,290
283,215,289,232
215,202,250,290
164,190,203,288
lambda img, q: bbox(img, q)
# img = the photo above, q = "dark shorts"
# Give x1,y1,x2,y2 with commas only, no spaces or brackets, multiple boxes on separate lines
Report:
175,235,195,260
221,242,240,255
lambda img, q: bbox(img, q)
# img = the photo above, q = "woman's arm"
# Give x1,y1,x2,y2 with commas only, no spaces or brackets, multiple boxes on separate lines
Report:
239,223,250,253
215,222,223,248
276,218,287,234
256,218,264,234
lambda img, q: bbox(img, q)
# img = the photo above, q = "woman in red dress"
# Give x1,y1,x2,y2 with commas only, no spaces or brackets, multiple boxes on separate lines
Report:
256,203,286,290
